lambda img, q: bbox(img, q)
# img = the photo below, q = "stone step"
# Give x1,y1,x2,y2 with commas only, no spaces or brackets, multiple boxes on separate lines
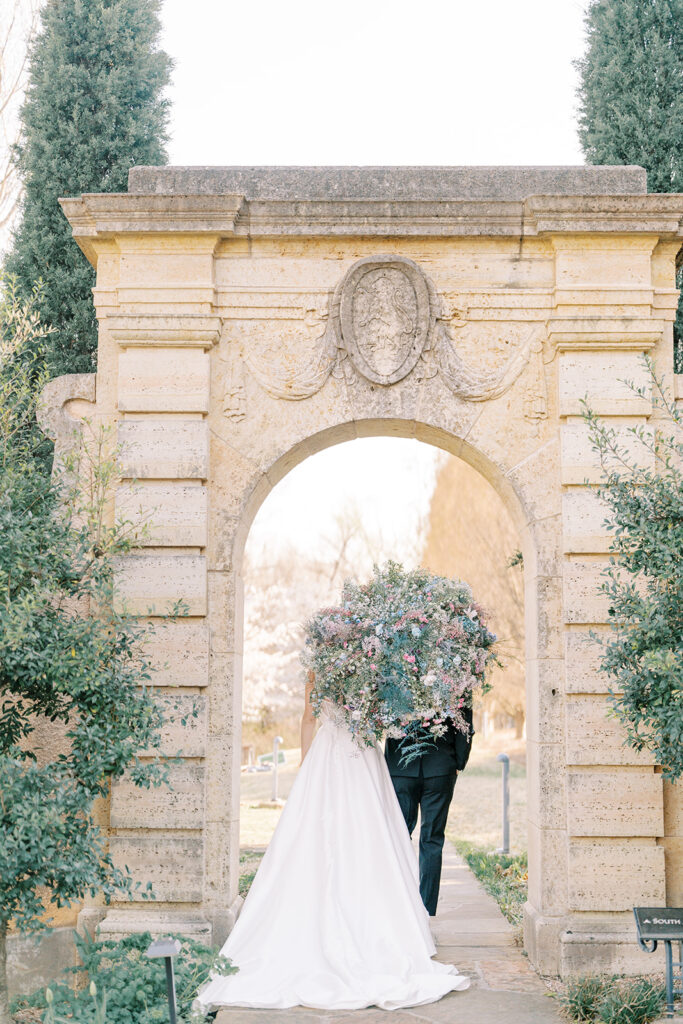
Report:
96,910,212,941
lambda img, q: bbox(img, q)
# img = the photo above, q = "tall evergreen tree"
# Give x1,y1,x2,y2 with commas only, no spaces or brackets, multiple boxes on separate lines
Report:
5,0,172,376
575,0,683,364
577,0,683,190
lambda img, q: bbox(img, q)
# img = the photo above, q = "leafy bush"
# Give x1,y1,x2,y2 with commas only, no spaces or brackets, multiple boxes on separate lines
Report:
583,360,683,779
559,975,665,1024
453,841,528,928
559,975,612,1022
595,978,665,1024
0,282,192,1023
11,930,236,1023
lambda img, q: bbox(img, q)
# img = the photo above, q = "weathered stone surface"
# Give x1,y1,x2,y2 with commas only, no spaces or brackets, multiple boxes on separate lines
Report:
119,419,209,479
560,417,652,485
562,489,613,554
558,349,652,417
525,660,564,743
527,742,566,829
565,696,655,766
7,927,79,998
118,347,210,412
114,555,207,616
525,576,563,660
560,925,668,977
208,570,238,654
563,559,613,624
63,190,681,251
109,314,221,349
128,165,648,199
142,694,207,757
564,629,612,693
527,823,568,913
116,482,208,546
663,778,683,836
567,770,663,837
508,439,562,523
111,765,205,828
97,910,211,941
662,838,683,906
553,237,657,290
109,835,203,902
35,372,97,481
567,839,665,910
528,514,563,578
143,619,209,686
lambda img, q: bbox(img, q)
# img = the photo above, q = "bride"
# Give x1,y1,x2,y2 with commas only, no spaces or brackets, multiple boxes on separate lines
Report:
193,669,470,1013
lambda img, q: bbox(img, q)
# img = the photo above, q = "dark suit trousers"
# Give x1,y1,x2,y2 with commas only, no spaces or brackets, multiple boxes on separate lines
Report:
391,767,457,916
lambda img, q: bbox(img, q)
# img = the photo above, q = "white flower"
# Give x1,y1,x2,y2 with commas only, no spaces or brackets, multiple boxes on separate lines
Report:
436,657,443,668
411,625,421,637
351,709,361,720
465,606,478,620
453,654,462,666
375,624,383,635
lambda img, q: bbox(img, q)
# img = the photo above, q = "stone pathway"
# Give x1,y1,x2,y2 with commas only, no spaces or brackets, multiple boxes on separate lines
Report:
215,840,561,1023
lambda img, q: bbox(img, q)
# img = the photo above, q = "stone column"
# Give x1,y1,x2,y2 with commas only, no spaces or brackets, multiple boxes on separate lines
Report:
551,234,673,974
90,307,222,942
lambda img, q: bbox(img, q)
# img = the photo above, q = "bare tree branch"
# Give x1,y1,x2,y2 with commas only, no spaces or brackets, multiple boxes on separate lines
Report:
0,0,40,247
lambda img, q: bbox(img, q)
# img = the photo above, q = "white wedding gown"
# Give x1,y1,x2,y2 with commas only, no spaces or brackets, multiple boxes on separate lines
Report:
194,702,470,1013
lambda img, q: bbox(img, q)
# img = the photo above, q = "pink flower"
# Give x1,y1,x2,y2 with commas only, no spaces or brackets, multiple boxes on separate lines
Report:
403,654,416,663
370,663,377,671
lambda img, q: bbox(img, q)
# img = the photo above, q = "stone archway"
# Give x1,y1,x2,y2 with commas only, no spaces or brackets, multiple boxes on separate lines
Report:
40,166,683,977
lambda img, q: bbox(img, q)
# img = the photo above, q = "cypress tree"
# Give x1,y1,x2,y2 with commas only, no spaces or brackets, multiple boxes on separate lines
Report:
5,0,172,376
576,0,683,365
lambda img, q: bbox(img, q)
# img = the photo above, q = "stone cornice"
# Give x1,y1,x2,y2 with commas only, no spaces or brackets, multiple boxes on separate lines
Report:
60,192,683,265
524,194,683,236
107,315,221,348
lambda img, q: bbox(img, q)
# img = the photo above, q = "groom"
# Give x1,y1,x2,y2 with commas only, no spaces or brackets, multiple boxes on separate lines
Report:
385,709,474,917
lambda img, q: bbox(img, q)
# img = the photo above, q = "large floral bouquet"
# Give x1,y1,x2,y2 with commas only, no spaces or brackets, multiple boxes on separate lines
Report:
302,562,497,763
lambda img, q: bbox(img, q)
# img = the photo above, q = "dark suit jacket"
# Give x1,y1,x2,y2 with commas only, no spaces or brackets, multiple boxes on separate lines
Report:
384,707,474,778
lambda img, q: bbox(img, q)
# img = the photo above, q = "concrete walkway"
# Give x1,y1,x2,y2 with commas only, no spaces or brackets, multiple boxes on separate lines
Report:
215,840,562,1024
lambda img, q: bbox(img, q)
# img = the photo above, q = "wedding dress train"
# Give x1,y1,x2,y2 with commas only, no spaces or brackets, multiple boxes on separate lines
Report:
194,702,470,1012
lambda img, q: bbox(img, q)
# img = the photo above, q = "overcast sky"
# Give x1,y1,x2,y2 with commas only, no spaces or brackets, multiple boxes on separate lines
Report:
160,0,587,167
6,0,590,560
157,0,589,558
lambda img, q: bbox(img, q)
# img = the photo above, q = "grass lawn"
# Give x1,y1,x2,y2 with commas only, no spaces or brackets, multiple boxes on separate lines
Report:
239,729,527,853
239,848,265,897
445,731,527,854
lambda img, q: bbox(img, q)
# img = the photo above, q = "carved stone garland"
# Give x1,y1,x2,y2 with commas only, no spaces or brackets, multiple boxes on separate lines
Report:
221,255,546,421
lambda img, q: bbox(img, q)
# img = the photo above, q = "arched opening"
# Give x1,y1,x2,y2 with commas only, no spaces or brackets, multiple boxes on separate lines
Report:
232,419,535,931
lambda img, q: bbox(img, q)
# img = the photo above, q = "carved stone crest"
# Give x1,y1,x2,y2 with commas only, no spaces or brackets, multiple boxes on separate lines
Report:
219,255,548,418
338,256,432,385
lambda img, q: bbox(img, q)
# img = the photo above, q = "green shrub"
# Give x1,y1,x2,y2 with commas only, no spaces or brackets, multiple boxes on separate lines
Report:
11,930,236,1023
595,978,665,1024
559,974,666,1024
559,975,611,1022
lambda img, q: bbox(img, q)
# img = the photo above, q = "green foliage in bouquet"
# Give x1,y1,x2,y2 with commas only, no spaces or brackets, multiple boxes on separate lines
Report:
302,562,497,764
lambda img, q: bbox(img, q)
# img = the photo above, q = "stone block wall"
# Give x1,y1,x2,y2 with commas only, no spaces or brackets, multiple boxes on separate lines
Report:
26,170,682,984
